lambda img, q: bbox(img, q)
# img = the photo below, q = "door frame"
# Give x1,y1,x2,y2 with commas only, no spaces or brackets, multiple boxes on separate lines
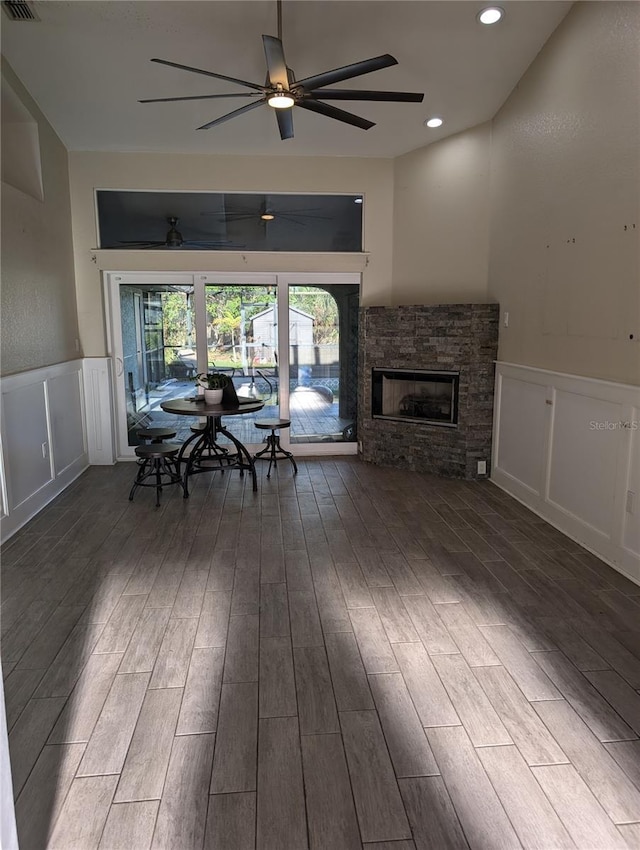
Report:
104,270,360,459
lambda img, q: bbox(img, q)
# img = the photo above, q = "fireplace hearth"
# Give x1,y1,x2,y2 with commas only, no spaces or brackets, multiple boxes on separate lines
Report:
358,303,499,479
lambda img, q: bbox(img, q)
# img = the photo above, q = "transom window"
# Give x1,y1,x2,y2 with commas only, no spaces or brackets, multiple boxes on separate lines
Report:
96,190,363,252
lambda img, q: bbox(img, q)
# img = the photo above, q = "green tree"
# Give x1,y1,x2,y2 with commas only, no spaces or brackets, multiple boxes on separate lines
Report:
290,287,338,344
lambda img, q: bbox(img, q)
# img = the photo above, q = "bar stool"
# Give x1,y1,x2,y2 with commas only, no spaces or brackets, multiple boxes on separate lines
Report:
129,443,186,507
135,426,178,479
253,419,297,478
136,427,177,443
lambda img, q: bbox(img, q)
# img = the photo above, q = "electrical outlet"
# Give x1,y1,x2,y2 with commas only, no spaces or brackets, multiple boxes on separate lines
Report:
477,460,487,475
626,490,635,514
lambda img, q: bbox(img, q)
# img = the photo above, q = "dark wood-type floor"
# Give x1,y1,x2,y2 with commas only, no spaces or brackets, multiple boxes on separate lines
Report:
2,459,640,850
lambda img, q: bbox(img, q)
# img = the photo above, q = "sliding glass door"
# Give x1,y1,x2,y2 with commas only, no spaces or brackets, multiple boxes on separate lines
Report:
106,272,359,459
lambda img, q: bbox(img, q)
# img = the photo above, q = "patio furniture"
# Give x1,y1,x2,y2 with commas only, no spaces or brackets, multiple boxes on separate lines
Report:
161,396,264,492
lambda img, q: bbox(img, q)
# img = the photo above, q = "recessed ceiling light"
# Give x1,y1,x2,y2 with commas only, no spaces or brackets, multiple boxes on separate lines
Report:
425,117,443,128
261,212,275,221
478,6,504,25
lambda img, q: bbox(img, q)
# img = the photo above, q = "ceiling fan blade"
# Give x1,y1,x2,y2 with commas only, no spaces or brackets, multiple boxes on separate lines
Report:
263,35,289,89
297,99,375,131
120,242,174,250
276,108,294,140
277,215,307,227
294,54,397,93
182,240,246,248
311,89,424,103
196,98,267,130
119,240,164,246
140,93,263,104
151,58,265,92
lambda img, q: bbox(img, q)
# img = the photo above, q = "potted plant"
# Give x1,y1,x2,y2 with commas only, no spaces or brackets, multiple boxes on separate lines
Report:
194,371,230,405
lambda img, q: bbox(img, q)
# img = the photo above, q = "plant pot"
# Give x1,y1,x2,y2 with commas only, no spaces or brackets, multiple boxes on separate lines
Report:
204,388,224,405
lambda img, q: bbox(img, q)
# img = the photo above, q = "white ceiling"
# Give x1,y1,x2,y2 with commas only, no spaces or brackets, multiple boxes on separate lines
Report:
1,0,572,158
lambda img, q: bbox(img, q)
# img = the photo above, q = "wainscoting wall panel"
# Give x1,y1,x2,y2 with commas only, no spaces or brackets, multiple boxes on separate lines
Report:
623,415,640,558
49,369,86,476
548,390,620,537
493,362,640,585
82,357,115,466
494,376,547,495
1,379,51,509
0,360,88,543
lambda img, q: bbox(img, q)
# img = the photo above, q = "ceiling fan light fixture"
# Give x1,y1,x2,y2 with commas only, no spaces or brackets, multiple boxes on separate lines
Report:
478,6,504,25
268,91,295,109
425,117,443,128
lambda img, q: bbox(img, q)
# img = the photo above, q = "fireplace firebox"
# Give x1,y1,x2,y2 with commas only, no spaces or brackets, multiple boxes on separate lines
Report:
372,368,459,427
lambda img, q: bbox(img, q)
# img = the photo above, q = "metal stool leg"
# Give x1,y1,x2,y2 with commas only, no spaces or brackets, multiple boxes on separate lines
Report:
266,433,276,478
254,428,297,478
272,433,297,475
154,458,163,507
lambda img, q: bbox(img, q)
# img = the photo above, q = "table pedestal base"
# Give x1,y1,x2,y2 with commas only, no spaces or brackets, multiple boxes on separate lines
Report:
178,416,258,493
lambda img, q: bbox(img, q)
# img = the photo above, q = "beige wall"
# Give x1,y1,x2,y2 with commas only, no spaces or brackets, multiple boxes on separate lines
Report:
488,1,640,385
5,1,639,386
1,60,80,376
68,152,393,356
392,122,491,305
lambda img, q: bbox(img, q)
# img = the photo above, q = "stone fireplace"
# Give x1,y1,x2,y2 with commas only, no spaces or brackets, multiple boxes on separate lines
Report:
358,303,499,478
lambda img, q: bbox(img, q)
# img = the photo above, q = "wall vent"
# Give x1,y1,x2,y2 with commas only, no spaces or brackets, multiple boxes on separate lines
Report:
2,1,39,21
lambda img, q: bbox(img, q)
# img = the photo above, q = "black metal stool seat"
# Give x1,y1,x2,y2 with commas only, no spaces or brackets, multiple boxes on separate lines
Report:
129,443,186,507
136,427,177,442
135,427,178,480
253,419,297,478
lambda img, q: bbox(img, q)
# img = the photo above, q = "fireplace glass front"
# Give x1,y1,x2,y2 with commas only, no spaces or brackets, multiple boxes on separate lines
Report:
371,368,459,426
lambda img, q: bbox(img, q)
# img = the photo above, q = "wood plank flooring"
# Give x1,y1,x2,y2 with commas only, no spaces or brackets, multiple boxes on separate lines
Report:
3,458,640,849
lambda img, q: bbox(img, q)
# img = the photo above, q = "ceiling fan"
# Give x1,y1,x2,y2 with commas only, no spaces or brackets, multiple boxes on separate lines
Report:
140,0,424,140
118,217,242,250
201,197,331,227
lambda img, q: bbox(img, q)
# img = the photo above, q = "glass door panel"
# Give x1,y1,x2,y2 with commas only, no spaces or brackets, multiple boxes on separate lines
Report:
204,283,279,449
118,283,196,448
287,284,359,445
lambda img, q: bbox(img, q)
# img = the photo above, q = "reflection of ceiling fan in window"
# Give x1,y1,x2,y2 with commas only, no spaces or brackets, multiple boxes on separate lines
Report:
118,217,242,249
139,0,424,141
201,201,331,228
